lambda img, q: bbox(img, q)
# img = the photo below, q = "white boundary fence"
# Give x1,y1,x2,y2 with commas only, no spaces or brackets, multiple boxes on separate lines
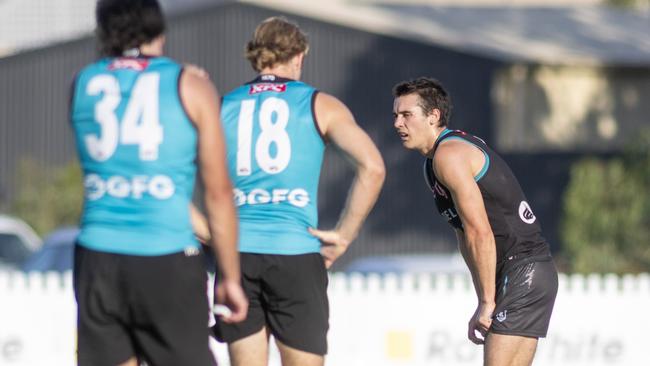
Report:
1,271,649,366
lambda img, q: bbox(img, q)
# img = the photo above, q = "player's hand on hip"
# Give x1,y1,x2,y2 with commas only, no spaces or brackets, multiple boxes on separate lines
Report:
467,301,495,345
214,279,248,324
309,228,350,269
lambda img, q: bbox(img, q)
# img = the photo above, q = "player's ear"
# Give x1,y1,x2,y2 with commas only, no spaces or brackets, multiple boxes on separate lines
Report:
428,109,441,126
295,52,306,69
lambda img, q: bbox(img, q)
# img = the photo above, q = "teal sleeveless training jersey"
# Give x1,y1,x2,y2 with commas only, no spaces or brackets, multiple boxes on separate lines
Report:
71,56,198,255
221,75,325,254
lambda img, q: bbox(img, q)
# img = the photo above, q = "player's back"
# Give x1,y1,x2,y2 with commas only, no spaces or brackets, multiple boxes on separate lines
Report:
71,56,198,255
221,75,325,255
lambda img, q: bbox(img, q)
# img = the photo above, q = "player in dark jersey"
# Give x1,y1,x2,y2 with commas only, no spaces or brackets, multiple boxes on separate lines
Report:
392,77,558,366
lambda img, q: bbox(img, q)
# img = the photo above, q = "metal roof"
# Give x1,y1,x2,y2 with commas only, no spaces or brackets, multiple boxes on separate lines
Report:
0,0,226,57
2,0,647,65
242,0,650,66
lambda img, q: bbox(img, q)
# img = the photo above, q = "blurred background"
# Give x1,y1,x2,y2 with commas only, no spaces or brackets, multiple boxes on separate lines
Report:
1,0,649,274
0,0,649,364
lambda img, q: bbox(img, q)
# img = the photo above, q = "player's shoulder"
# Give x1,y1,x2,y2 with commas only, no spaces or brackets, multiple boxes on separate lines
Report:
76,58,110,76
437,137,473,154
434,138,474,168
222,82,249,99
73,59,112,91
438,130,484,152
180,65,214,91
314,92,348,112
288,78,316,89
178,65,219,117
314,92,354,127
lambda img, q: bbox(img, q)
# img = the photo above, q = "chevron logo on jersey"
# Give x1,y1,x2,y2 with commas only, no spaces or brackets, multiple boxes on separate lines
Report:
249,83,287,94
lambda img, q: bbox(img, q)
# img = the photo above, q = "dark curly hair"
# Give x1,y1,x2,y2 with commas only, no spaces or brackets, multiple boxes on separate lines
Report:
245,16,309,72
96,0,166,57
392,77,453,127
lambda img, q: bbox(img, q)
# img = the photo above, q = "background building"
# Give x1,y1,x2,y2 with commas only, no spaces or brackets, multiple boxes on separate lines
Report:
1,0,649,269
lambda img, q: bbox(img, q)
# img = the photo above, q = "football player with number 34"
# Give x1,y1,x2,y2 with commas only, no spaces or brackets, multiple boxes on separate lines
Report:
70,1,247,365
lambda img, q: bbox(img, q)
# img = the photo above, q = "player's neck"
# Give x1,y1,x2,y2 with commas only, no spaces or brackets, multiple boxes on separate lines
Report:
423,127,447,158
138,36,165,57
260,63,301,81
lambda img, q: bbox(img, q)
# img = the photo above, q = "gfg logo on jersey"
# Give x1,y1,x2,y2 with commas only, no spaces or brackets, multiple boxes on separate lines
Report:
234,188,309,207
84,174,175,200
249,83,287,94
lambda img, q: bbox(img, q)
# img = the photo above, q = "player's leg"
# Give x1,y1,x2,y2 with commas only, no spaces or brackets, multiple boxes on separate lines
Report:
276,339,324,366
263,253,329,366
213,253,269,366
125,251,215,366
488,259,558,366
228,327,271,366
74,245,137,366
117,357,138,366
484,333,537,366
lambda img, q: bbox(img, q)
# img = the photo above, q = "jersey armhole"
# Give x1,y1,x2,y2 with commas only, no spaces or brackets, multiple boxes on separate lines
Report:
177,67,200,128
311,90,327,144
440,137,490,182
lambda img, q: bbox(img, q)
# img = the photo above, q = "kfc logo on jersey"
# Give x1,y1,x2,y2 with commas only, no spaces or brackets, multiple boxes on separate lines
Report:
108,58,150,71
249,83,287,94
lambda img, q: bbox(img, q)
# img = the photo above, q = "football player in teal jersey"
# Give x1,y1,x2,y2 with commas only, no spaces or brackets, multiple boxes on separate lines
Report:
212,16,385,366
70,1,247,365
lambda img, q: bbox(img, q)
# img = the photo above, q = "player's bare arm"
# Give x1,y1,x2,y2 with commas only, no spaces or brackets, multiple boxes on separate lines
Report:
184,65,212,244
181,69,248,323
434,140,496,345
189,203,210,244
309,92,386,268
455,228,481,299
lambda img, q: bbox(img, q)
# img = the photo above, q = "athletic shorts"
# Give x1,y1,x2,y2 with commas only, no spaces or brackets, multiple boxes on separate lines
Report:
213,253,329,355
73,244,215,366
490,258,558,338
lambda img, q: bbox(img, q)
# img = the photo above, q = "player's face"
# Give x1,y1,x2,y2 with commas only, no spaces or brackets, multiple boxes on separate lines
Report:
393,94,434,152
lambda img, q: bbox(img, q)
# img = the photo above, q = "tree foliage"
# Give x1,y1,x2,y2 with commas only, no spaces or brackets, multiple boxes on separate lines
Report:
605,0,650,9
561,134,650,273
10,158,83,236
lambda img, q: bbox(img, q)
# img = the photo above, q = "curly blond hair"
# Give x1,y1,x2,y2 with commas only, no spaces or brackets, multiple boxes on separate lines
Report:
245,16,309,72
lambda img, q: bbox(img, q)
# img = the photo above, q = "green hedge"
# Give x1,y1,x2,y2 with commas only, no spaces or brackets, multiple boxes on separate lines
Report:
10,158,83,236
561,135,650,273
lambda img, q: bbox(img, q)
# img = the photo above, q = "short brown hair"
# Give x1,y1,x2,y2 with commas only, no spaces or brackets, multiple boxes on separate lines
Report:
393,77,452,127
245,16,309,72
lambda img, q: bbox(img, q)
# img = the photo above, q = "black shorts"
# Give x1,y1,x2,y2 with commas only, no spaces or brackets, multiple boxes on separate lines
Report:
73,244,215,366
490,258,558,338
213,253,329,355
